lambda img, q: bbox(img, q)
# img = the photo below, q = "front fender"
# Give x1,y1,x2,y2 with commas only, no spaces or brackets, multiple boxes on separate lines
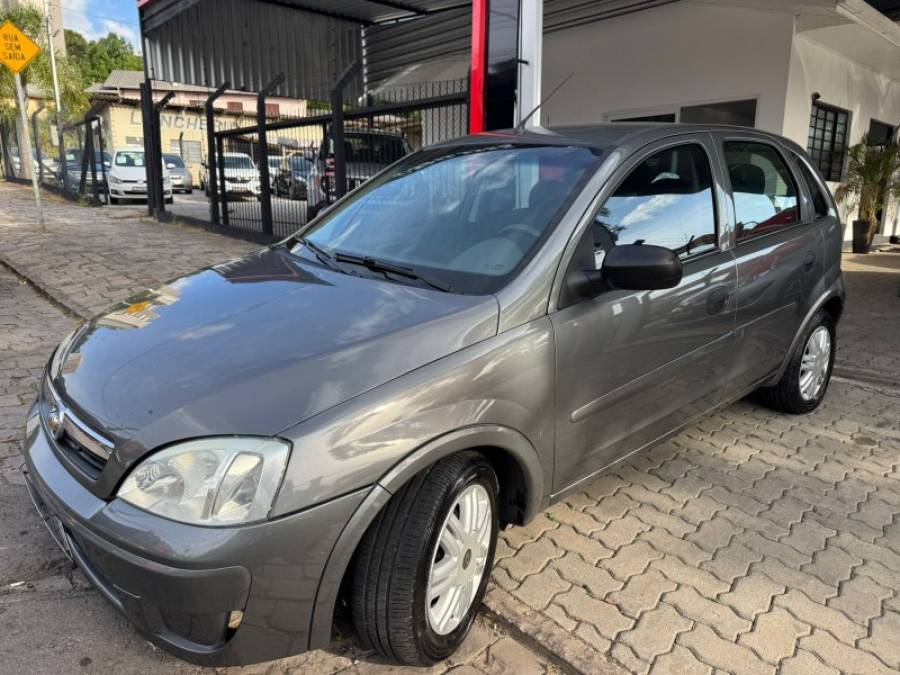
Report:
306,423,547,650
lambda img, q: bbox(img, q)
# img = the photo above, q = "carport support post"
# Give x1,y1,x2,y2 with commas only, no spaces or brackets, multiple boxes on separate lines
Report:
31,104,45,183
205,82,229,225
139,81,156,215
256,73,285,236
516,0,543,128
152,92,176,218
330,61,360,202
95,118,107,199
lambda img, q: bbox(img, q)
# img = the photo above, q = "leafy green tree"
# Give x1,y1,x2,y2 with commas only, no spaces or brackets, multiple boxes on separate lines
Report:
64,29,143,86
1,6,87,175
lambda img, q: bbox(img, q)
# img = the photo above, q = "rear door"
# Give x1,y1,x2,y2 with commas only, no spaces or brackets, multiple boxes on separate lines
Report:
551,134,737,493
714,134,824,393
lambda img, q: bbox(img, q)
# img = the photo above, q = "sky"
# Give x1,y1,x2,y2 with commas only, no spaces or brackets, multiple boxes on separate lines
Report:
59,0,142,51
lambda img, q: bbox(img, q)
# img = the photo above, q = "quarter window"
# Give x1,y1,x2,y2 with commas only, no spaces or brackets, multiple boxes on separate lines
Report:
807,102,849,181
724,142,799,241
792,152,830,218
593,144,717,260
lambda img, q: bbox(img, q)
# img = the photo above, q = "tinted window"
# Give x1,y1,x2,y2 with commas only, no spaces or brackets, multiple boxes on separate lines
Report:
725,142,799,241
223,155,254,170
322,133,407,165
163,154,185,168
792,152,830,218
301,144,600,294
593,144,717,261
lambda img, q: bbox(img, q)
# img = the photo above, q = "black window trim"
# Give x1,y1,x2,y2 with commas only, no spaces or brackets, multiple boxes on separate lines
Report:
807,100,851,182
789,149,836,221
720,136,805,246
588,137,722,264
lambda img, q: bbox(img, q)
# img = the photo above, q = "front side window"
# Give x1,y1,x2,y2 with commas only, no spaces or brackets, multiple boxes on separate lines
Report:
725,141,799,241
300,144,601,294
592,144,717,261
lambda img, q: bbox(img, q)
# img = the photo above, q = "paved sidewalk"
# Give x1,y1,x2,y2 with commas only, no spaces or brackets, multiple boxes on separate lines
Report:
1,183,899,674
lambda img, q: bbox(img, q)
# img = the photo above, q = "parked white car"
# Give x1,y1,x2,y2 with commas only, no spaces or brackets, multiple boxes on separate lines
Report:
107,147,173,205
203,152,262,199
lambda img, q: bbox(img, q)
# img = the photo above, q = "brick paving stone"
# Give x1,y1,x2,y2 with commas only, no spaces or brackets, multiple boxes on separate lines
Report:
737,606,810,665
551,552,622,599
607,568,675,619
649,645,712,675
719,573,785,620
677,624,775,675
778,650,840,675
619,603,691,663
701,541,763,585
650,557,730,599
663,587,751,641
826,574,892,625
553,587,634,642
858,608,900,669
774,589,866,644
800,630,896,675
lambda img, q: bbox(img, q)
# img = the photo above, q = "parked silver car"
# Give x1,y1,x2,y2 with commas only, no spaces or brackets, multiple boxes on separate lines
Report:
23,125,844,667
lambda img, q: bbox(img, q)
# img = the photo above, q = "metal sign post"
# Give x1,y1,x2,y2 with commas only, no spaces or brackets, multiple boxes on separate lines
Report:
1,21,44,225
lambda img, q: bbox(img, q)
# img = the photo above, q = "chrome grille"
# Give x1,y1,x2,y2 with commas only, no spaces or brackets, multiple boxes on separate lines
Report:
42,378,113,477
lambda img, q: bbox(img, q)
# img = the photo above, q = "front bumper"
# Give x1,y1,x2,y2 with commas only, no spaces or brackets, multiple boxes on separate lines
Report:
22,403,368,666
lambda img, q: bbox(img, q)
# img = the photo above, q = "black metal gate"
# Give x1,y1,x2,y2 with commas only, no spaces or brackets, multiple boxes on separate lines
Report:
203,66,468,239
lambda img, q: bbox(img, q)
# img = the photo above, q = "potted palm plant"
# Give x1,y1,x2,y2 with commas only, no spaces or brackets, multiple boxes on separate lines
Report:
834,134,900,253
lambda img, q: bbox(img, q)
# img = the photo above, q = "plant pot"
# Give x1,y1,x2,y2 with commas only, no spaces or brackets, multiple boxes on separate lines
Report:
852,220,872,254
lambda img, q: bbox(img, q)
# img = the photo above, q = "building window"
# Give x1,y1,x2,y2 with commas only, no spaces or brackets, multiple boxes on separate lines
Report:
170,140,203,164
807,102,849,182
125,136,144,146
265,103,280,119
227,101,244,114
867,119,895,148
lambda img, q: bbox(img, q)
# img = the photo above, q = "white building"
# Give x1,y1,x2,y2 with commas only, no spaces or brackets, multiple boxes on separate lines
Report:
538,0,900,242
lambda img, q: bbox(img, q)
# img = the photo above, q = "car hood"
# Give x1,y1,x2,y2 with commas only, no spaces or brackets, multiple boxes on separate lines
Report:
50,247,498,469
110,166,149,181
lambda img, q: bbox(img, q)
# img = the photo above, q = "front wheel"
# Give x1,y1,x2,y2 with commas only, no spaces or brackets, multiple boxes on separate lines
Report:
351,452,498,665
757,309,835,414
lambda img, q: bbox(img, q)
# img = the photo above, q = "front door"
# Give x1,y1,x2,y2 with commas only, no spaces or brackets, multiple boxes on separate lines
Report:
551,137,737,493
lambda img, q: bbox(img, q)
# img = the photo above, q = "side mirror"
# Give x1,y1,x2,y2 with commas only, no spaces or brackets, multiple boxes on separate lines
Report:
602,244,683,291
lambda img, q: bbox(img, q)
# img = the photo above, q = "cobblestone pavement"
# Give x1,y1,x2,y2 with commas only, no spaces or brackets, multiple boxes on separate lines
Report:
1,182,899,674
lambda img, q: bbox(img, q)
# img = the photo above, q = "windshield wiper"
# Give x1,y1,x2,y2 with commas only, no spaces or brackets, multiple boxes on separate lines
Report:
282,235,346,272
332,252,453,293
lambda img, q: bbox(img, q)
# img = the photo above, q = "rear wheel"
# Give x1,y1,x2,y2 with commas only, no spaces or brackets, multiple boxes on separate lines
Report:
757,310,835,414
351,452,498,665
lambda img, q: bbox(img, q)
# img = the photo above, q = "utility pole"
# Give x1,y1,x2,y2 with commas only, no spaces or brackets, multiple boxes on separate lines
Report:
43,0,67,191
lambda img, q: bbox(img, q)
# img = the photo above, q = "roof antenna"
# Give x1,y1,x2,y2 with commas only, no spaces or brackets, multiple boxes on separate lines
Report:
515,72,574,132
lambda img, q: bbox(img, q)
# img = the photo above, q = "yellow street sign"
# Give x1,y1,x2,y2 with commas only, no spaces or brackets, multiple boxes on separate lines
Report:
0,20,42,74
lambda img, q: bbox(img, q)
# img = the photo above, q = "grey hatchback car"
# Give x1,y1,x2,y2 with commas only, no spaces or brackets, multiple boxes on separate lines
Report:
23,124,844,667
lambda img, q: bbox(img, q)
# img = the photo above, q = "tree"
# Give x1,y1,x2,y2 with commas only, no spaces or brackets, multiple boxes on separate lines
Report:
834,134,900,244
0,6,88,176
64,29,143,88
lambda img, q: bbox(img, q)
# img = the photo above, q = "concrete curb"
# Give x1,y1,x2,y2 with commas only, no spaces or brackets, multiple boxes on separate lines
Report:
0,251,90,321
482,586,629,675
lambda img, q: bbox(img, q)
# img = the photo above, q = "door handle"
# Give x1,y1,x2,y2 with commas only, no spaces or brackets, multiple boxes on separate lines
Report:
706,287,730,315
803,251,816,271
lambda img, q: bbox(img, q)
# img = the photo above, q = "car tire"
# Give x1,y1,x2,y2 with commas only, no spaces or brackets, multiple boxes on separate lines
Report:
351,452,499,666
757,309,835,414
108,195,118,205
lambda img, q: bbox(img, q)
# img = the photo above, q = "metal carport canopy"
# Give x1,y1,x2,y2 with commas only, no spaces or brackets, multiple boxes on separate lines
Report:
138,0,468,99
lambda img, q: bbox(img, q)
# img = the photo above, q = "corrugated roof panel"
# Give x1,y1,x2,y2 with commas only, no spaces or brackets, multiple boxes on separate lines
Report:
143,0,362,100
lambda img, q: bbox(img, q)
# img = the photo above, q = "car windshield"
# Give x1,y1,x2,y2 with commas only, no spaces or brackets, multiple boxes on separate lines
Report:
66,150,110,165
115,151,146,167
164,154,185,168
298,144,600,294
224,155,255,170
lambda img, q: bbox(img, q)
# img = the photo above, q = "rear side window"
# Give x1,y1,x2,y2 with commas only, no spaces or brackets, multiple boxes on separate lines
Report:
724,141,799,241
792,152,831,218
593,143,717,260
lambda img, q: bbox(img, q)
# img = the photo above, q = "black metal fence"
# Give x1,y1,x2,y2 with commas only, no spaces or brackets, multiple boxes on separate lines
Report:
167,66,469,240
1,107,109,205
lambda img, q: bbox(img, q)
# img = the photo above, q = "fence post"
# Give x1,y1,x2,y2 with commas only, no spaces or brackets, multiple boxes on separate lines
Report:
217,136,229,226
139,81,156,215
153,92,176,217
256,73,285,236
330,61,360,202
205,82,229,225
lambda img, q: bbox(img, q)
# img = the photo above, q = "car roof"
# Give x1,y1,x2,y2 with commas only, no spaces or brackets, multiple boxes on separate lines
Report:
115,146,145,153
437,123,804,155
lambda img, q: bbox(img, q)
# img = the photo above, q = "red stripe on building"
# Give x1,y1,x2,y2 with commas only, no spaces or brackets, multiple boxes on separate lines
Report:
469,0,488,134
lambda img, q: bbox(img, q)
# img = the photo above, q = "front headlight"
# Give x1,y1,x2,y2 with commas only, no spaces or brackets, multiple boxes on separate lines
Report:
108,174,121,184
117,437,291,526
